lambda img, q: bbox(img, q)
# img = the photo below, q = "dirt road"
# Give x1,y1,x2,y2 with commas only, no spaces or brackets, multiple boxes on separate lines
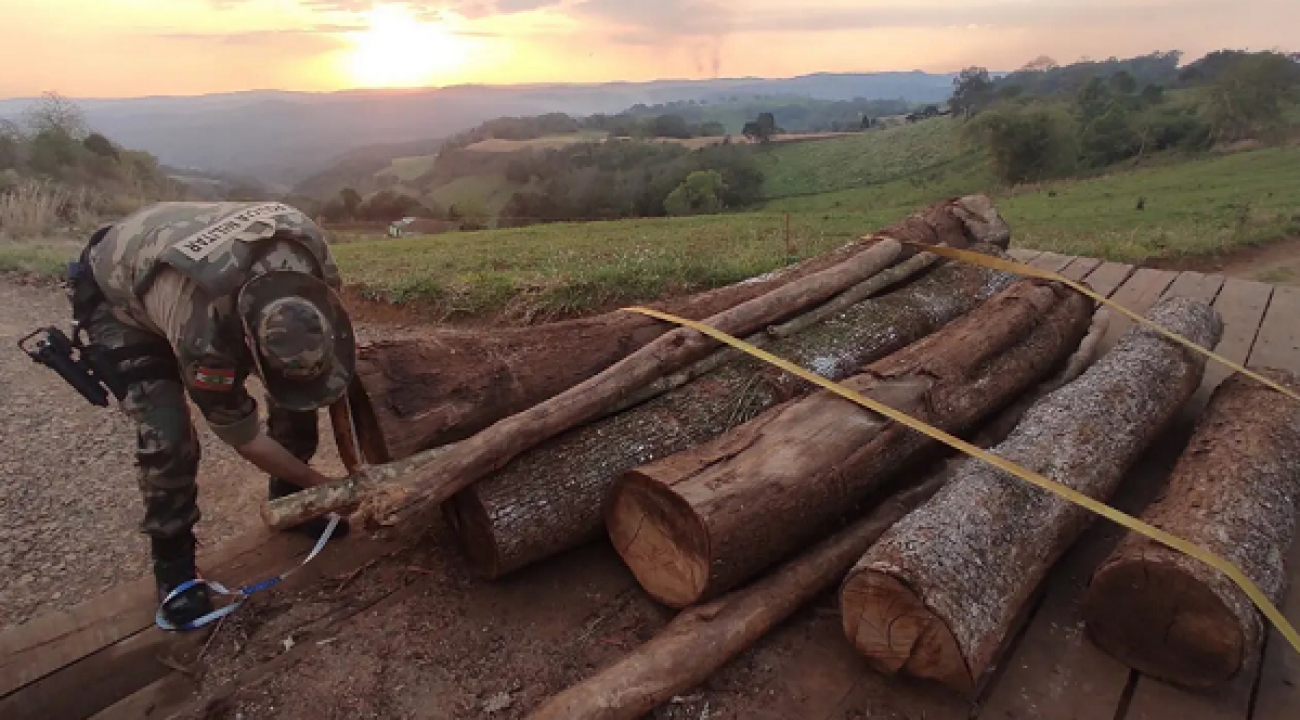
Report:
0,276,345,629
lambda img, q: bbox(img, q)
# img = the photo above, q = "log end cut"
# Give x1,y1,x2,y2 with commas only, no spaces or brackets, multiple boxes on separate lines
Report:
1084,553,1247,688
444,490,505,579
840,569,974,693
607,471,711,608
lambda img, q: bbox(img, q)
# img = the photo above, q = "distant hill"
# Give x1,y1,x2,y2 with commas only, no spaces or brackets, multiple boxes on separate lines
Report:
0,73,955,184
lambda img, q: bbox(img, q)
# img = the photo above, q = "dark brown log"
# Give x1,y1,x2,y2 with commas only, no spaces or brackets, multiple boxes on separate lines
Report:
524,307,1110,720
526,476,949,720
266,237,909,529
1084,370,1300,688
607,279,1095,608
448,257,1017,578
354,196,1006,459
840,297,1224,694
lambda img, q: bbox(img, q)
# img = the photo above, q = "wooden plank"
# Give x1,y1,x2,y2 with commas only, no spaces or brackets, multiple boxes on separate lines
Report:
0,527,277,698
1246,285,1300,720
1247,286,1300,372
1009,248,1044,264
1030,251,1076,273
0,531,396,720
1191,278,1273,411
1253,539,1300,720
0,625,192,720
88,675,196,720
1080,261,1137,303
1127,657,1260,720
1163,272,1226,304
1120,277,1266,720
1096,268,1179,354
1060,257,1103,282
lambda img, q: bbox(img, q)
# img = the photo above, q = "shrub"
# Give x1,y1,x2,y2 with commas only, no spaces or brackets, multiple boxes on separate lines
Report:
965,106,1078,185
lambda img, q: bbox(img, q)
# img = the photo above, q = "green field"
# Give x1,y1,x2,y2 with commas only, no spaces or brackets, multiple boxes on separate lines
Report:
376,154,439,184
5,132,1299,322
331,213,877,321
426,174,522,217
756,118,966,199
997,146,1300,260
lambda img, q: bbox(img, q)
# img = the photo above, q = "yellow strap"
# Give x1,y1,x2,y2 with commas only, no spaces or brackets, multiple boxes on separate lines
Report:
625,305,1300,656
912,243,1300,405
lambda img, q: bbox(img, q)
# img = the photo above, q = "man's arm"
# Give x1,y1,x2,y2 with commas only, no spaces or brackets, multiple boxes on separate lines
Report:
185,358,336,492
233,433,333,489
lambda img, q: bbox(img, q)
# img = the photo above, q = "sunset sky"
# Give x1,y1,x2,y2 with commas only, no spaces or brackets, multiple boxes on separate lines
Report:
0,0,1294,98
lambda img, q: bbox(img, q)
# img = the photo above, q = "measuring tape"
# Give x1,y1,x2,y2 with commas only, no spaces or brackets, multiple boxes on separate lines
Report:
624,250,1300,656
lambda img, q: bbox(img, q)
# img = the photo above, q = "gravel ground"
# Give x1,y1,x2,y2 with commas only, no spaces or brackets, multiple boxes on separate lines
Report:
0,276,350,630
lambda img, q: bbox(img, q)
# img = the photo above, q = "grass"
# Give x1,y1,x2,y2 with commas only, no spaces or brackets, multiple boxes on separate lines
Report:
0,238,80,276
426,174,522,217
377,154,439,184
464,132,608,153
997,145,1300,262
4,140,1298,322
756,118,965,199
331,213,884,321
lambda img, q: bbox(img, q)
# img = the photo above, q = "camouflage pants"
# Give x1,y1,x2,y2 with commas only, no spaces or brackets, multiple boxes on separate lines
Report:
86,304,318,540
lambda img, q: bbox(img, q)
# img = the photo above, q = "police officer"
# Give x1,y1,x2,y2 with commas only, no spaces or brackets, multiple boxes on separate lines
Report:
76,201,355,629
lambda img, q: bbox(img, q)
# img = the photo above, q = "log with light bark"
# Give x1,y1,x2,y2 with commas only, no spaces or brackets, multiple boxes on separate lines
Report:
448,256,1016,578
353,195,1008,460
839,297,1224,695
265,235,912,529
606,279,1095,608
524,308,1111,720
1083,370,1300,689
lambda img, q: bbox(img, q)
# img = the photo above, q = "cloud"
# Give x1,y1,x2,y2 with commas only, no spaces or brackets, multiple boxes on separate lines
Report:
578,0,731,38
152,25,357,51
578,0,733,76
211,0,563,17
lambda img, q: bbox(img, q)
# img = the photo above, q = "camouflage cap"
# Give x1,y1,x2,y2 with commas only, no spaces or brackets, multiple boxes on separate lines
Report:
237,270,355,412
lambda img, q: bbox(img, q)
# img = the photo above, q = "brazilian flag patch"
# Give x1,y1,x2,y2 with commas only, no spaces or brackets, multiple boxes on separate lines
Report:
193,366,236,392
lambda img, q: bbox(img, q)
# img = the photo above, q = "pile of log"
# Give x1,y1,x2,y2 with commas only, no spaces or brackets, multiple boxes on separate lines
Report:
839,296,1223,692
266,195,1013,528
255,196,1300,717
349,195,1011,460
447,256,1016,577
606,278,1094,607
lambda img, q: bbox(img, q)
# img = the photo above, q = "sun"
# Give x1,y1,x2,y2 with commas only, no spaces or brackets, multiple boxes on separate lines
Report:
344,5,474,88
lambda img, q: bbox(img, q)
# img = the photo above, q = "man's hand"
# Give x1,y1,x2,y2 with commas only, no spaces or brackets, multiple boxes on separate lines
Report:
234,432,332,490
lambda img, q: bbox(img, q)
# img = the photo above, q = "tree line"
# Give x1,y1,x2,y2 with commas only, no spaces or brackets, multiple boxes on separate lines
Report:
0,93,182,223
952,50,1300,185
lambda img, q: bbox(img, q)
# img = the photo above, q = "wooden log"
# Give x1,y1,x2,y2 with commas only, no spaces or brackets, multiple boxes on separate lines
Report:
525,306,1111,720
355,196,1006,459
603,249,941,417
607,279,1095,608
448,258,1017,578
839,296,1224,694
1083,370,1300,688
265,237,908,529
526,476,950,720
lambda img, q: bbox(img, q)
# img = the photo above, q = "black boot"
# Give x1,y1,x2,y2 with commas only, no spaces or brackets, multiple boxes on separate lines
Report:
152,532,214,630
268,477,350,540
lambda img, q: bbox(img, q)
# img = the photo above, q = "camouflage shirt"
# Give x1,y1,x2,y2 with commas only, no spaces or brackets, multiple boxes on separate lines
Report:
89,202,342,447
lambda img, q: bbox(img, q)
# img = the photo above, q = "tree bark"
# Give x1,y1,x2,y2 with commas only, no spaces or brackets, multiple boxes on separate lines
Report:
840,297,1224,695
524,308,1110,720
448,257,1016,578
353,196,1006,459
265,237,911,529
606,279,1095,608
1083,370,1300,688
